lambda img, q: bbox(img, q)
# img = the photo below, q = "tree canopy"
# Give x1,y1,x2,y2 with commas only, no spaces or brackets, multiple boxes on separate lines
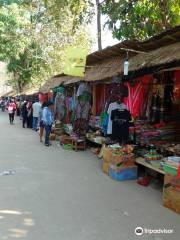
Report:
101,0,180,40
0,0,92,92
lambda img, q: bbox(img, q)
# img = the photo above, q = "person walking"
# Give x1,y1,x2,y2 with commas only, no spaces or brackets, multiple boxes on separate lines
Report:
16,99,21,116
42,101,54,146
8,100,16,124
32,100,42,131
38,102,47,143
21,101,28,128
27,101,33,128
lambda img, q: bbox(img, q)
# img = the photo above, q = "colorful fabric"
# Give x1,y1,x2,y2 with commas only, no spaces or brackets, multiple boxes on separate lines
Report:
124,75,152,118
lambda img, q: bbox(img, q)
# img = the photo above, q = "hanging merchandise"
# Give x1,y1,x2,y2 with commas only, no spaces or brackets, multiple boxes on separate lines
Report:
76,82,90,97
111,108,132,144
107,102,127,135
53,86,65,94
73,92,91,136
124,75,152,118
124,52,129,75
174,71,180,101
54,92,66,121
124,60,129,76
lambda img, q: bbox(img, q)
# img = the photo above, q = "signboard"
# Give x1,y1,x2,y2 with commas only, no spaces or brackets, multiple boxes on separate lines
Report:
64,47,88,77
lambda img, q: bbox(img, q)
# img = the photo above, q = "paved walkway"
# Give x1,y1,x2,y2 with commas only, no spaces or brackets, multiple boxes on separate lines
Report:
0,112,179,240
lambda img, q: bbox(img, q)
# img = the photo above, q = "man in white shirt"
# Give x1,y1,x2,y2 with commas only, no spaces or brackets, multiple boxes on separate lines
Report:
32,101,42,130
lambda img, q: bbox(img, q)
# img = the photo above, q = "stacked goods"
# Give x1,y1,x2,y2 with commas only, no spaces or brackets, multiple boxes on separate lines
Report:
144,149,162,161
165,144,180,156
107,145,137,181
163,174,180,214
163,157,180,176
135,121,177,145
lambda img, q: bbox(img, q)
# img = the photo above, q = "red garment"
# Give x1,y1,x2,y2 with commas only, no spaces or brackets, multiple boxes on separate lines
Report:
95,85,106,115
124,75,152,118
174,71,180,100
177,164,180,179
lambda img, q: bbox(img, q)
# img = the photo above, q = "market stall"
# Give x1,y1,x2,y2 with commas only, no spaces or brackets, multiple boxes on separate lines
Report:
83,27,180,214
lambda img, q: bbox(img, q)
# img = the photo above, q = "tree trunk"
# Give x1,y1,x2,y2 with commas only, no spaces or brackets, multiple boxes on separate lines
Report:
14,72,21,94
96,0,102,50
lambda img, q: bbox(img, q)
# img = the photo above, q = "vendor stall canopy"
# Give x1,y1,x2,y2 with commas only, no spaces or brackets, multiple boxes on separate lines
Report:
85,26,180,82
39,73,83,93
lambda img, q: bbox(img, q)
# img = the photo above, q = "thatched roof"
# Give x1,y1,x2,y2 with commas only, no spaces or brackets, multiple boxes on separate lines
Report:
129,42,180,74
39,74,83,93
87,25,180,65
85,41,180,82
21,86,39,96
1,90,14,97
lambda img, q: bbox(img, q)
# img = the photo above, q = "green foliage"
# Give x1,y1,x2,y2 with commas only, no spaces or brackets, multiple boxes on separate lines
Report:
0,0,92,92
101,0,180,40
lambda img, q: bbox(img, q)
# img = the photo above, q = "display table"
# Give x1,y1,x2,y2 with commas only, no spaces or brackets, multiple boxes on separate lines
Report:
86,134,105,146
135,157,165,175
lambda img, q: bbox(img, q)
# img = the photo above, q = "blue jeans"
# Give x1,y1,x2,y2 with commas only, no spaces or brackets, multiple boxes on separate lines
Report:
32,117,38,130
45,125,52,145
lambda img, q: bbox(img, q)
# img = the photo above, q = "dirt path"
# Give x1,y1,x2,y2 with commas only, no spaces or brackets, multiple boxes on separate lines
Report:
0,112,179,240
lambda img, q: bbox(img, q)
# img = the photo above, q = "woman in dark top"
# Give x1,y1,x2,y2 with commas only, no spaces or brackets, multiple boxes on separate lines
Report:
27,101,33,128
21,101,28,128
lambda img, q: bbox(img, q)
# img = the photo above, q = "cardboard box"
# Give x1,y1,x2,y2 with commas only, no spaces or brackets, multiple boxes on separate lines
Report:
102,161,109,174
163,174,180,214
164,174,180,192
163,187,180,214
109,165,137,181
110,153,135,166
102,147,113,162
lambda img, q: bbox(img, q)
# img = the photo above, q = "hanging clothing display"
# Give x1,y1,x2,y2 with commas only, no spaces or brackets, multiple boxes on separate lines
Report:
107,102,127,135
54,92,66,121
76,82,90,97
73,100,91,135
73,83,91,135
75,100,90,120
124,75,152,118
111,109,132,144
174,71,180,100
